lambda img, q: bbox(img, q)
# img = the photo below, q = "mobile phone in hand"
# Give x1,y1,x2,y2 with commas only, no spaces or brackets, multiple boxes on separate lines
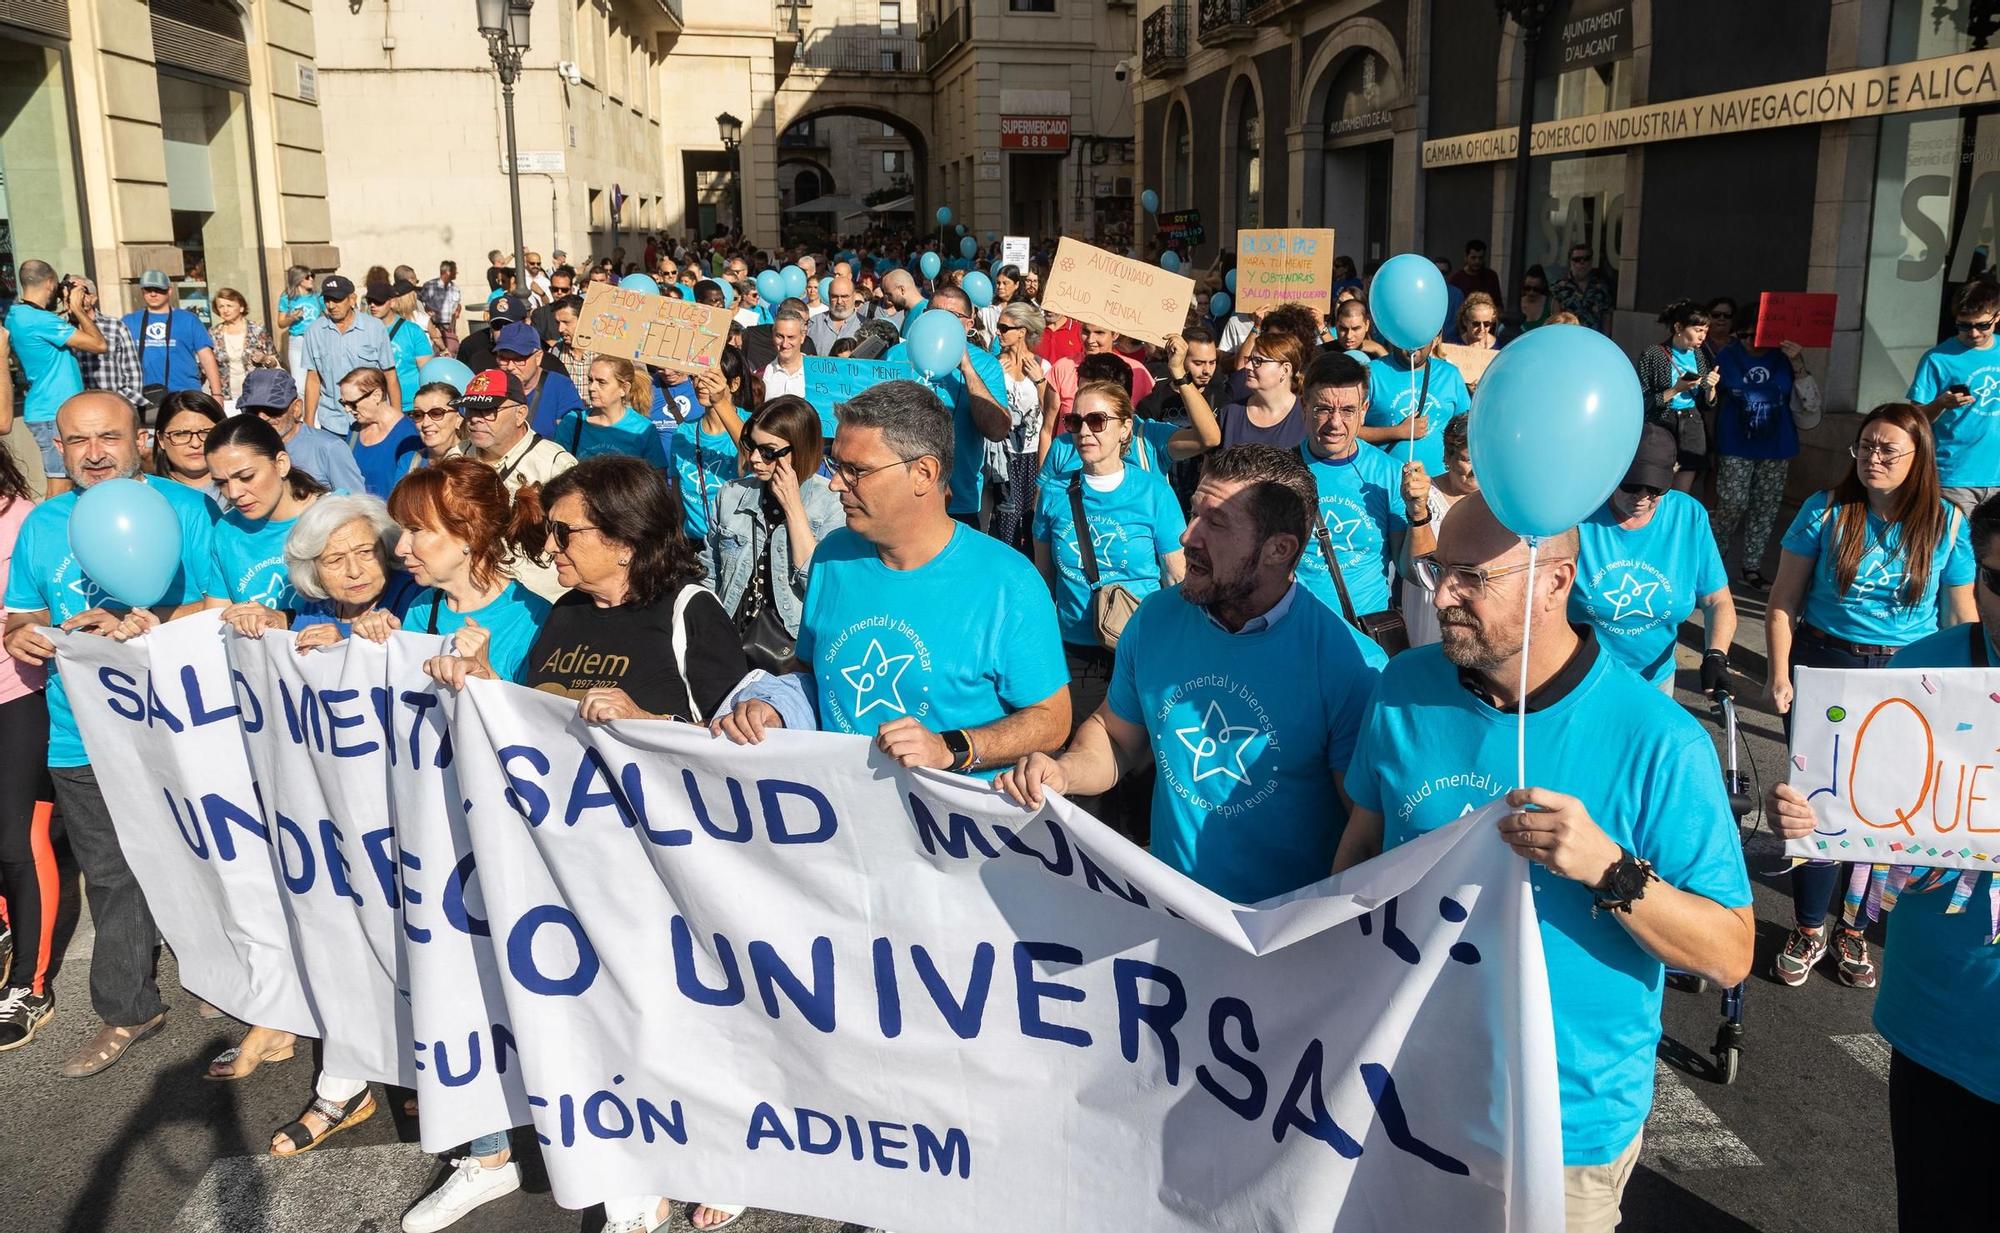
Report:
1950,382,1972,398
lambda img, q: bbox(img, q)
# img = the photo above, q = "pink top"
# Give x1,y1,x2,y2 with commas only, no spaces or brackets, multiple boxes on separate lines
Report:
0,495,46,704
1047,352,1157,419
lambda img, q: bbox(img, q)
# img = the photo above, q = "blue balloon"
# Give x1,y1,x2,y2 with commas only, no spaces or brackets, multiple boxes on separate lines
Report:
963,271,995,309
1209,291,1232,320
919,251,942,281
716,278,736,308
955,224,967,236
69,478,182,607
959,236,977,259
904,307,967,378
780,265,808,301
1224,269,1237,294
619,273,659,295
419,357,475,393
985,231,997,243
936,206,953,225
1140,188,1159,214
755,269,786,302
1369,253,1449,351
1468,326,1645,539
817,277,833,305
1161,251,1181,274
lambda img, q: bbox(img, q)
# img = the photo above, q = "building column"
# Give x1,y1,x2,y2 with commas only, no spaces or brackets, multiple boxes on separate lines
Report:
74,0,183,309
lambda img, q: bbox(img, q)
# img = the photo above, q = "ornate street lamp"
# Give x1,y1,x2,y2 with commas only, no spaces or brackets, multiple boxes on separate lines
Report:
717,112,745,241
478,0,534,293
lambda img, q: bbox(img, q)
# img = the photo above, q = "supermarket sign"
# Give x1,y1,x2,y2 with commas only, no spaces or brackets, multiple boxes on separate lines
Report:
1001,115,1071,152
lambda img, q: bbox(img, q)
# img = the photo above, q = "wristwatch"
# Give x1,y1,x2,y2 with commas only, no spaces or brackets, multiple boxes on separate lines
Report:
1173,372,1197,387
1406,506,1432,527
1591,848,1656,915
941,729,976,773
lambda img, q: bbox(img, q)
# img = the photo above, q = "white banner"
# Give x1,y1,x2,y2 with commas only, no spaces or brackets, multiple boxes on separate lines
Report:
1789,665,2000,870
54,618,1563,1230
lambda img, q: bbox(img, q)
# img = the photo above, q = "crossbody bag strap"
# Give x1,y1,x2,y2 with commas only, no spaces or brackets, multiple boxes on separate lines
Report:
424,587,443,635
671,584,705,723
1068,477,1101,586
568,414,584,455
1314,516,1362,628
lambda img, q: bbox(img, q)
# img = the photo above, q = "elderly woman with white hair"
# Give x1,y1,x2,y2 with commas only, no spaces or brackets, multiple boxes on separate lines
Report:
286,492,421,651
988,299,1050,550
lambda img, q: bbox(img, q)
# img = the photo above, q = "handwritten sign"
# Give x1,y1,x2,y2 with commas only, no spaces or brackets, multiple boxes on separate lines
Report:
1436,343,1500,389
1788,665,2000,871
1158,209,1205,246
1754,292,1838,349
571,283,733,373
804,356,918,428
1041,237,1196,346
1002,235,1031,271
1235,228,1336,315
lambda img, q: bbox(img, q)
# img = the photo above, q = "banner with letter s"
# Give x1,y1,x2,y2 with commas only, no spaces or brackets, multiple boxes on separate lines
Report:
55,618,1563,1231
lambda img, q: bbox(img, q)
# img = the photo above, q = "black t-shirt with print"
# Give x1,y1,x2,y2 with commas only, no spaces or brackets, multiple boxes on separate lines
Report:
522,582,748,720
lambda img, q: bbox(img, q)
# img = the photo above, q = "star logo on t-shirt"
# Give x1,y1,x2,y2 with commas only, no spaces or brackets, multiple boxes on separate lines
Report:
1600,572,1660,623
1173,700,1261,787
1974,371,2000,409
1852,556,1907,602
1322,510,1365,552
840,638,916,720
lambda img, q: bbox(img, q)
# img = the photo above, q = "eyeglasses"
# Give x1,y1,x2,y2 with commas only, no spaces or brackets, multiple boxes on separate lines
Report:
338,394,371,411
827,453,923,487
1618,482,1665,498
160,426,212,446
749,441,794,463
547,519,604,552
1851,442,1913,462
1413,554,1571,596
1465,320,1497,333
1308,401,1354,420
1245,354,1285,369
1062,411,1129,434
408,407,458,424
1957,318,1998,335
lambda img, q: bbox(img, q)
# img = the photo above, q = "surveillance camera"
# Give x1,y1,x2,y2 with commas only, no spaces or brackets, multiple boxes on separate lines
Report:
558,60,582,86
1113,59,1130,83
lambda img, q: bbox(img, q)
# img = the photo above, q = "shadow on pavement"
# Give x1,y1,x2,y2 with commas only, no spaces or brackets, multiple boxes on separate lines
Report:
61,1058,257,1233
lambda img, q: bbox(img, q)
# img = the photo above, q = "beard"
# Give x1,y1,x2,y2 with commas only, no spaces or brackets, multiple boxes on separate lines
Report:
1437,605,1516,671
74,457,144,490
1182,549,1257,613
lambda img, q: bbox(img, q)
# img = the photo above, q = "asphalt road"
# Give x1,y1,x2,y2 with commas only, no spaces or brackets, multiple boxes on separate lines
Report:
0,598,1896,1233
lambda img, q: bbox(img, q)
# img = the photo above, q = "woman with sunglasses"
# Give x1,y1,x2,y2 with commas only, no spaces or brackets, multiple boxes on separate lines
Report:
1910,280,2000,517
1709,301,1821,589
1637,300,1722,495
1571,424,1735,696
403,381,464,474
1767,403,1975,991
711,397,842,657
152,390,225,504
341,367,421,499
1455,292,1502,354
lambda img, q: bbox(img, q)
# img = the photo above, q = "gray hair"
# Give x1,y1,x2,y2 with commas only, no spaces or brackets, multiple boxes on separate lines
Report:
837,380,953,482
773,302,810,326
999,301,1046,347
284,264,312,291
285,493,401,602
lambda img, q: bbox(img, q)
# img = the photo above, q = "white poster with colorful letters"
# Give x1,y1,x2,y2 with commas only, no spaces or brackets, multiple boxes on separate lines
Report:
53,621,1564,1231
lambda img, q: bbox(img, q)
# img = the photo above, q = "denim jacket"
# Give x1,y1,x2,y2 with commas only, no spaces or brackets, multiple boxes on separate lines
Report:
709,473,845,635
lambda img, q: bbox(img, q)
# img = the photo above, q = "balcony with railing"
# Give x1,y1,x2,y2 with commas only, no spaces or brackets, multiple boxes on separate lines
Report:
1196,0,1255,45
1142,3,1187,77
921,5,970,68
793,27,921,73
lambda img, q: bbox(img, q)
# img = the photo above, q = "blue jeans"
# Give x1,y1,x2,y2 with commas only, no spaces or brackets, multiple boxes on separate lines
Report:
28,420,64,478
1786,629,1895,929
467,1130,509,1157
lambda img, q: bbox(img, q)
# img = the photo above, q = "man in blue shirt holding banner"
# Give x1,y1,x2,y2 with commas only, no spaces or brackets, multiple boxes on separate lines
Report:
998,445,1379,903
1333,493,1754,1233
716,380,1071,777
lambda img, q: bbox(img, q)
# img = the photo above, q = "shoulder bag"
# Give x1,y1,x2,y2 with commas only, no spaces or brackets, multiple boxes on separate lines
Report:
1315,516,1410,656
731,506,802,674
1069,478,1142,649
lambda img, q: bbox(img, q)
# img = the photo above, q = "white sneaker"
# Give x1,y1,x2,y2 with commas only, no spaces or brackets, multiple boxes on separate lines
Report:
401,1156,521,1233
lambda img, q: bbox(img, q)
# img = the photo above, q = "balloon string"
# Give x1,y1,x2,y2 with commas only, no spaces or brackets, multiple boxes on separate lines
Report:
1406,350,1419,453
1516,536,1540,792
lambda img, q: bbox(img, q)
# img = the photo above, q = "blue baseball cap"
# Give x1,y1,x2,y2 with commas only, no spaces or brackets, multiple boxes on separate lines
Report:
494,322,543,357
488,294,532,323
238,368,300,412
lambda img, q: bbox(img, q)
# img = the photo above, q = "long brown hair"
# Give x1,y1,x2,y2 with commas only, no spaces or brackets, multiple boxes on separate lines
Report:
1827,402,1946,606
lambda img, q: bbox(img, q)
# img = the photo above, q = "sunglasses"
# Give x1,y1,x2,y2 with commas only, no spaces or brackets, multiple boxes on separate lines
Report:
1523,282,1548,293
1618,482,1665,498
1958,318,1998,335
1465,320,1496,333
749,441,794,463
1062,411,1128,434
338,395,370,411
546,519,603,552
408,407,458,424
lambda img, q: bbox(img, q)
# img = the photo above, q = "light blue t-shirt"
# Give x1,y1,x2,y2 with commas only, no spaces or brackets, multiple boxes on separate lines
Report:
1031,468,1186,646
884,342,1009,516
1907,337,2000,486
795,525,1068,748
1363,352,1470,475
5,301,82,423
1779,491,1973,647
1572,491,1727,685
1878,623,2000,1102
1037,418,1178,482
1346,638,1752,1164
1665,345,1700,412
384,319,434,411
1297,441,1407,618
3,477,217,766
124,307,215,392
283,424,369,495
203,508,305,612
555,408,671,470
1109,585,1378,903
279,292,324,338
401,582,550,683
669,414,744,545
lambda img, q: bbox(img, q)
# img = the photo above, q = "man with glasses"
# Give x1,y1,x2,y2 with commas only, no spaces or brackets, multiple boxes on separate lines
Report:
299,275,399,435
452,368,575,600
1333,492,1753,1233
806,275,865,354
1911,280,2000,516
715,380,1070,775
996,445,1378,902
69,277,146,414
236,369,366,494
124,269,221,402
490,321,582,438
884,285,1012,526
530,265,578,342
1551,243,1614,334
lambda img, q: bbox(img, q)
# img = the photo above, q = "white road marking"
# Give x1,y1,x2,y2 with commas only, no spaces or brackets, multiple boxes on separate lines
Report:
1641,1062,1763,1171
1831,1032,1892,1083
171,1142,441,1232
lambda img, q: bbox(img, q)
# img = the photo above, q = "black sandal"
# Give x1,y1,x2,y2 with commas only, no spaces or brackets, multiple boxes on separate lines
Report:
1741,569,1771,590
271,1088,376,1156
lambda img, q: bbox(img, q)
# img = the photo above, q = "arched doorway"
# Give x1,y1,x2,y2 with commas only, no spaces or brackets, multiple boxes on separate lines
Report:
1228,77,1263,231
1165,100,1191,210
764,102,931,228
1319,50,1394,270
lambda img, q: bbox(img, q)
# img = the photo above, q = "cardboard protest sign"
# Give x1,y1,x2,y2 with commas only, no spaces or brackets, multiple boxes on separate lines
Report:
572,282,733,372
1436,343,1500,388
1002,235,1031,270
1788,666,2000,870
1235,229,1336,315
1042,236,1196,346
805,356,917,428
1753,292,1838,349
1158,209,1205,245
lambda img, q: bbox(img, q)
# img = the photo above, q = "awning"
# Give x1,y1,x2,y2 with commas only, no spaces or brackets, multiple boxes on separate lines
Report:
784,193,870,217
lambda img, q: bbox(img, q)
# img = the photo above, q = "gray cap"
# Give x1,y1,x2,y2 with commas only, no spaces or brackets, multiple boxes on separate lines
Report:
138,269,172,291
238,368,300,412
